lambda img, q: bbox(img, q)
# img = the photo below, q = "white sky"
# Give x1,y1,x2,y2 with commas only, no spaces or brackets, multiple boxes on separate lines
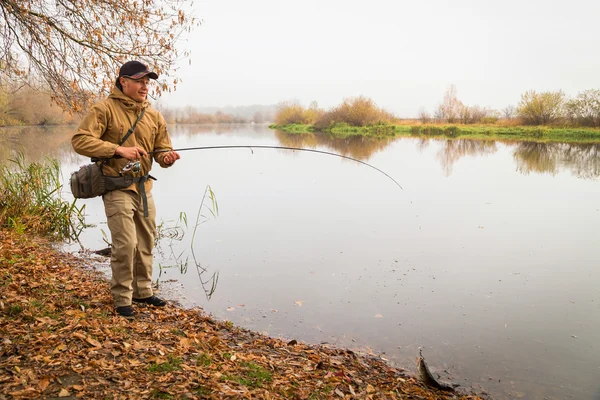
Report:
160,0,600,117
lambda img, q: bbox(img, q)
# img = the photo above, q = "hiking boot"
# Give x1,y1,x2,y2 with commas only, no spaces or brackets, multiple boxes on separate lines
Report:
116,305,135,318
132,295,166,307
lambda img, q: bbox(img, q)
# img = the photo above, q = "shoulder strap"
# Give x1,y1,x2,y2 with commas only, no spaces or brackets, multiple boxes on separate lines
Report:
90,107,146,163
118,108,146,146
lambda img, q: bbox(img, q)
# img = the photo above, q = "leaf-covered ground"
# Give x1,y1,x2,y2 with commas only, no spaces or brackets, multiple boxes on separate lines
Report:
0,230,485,399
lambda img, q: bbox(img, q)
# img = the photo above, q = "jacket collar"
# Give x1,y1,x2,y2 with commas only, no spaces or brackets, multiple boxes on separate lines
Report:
109,86,150,111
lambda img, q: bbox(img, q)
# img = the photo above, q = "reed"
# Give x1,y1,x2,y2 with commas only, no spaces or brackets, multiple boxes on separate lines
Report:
0,152,85,241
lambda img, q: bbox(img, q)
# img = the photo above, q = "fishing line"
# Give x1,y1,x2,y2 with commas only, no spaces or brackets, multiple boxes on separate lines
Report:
149,145,403,189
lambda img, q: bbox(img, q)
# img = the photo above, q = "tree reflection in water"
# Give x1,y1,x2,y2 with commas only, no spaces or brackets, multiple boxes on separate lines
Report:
0,125,75,163
436,139,498,176
274,130,600,180
274,130,394,160
514,142,600,179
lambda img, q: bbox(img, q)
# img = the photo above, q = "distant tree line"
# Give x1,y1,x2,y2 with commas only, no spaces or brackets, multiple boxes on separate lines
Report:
0,87,75,126
157,105,275,125
422,85,600,127
0,85,276,127
275,86,600,129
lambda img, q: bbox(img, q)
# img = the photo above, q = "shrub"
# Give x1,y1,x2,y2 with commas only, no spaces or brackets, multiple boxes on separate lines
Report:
517,90,565,125
314,96,394,129
274,101,322,125
564,89,600,127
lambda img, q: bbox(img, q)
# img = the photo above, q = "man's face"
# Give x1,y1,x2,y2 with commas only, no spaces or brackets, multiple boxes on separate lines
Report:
120,76,151,103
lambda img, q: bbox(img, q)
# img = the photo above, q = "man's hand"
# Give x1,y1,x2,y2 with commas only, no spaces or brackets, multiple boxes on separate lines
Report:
115,146,147,160
163,151,181,165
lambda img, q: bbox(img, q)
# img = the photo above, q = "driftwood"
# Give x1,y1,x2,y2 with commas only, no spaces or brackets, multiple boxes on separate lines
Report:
93,247,111,257
416,348,456,392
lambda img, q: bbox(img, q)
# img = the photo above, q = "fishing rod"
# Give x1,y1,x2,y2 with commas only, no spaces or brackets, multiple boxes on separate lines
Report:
148,145,403,189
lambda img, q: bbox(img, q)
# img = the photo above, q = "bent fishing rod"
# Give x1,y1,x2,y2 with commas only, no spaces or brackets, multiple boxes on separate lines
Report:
148,145,403,190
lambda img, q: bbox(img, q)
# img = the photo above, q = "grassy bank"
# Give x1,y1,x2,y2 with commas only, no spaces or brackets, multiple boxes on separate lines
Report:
269,123,600,143
0,230,486,399
0,154,84,240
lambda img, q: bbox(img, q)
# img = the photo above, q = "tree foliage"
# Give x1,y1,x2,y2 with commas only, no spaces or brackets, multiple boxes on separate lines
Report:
564,89,600,127
0,0,198,112
275,101,314,125
314,96,394,129
517,90,565,125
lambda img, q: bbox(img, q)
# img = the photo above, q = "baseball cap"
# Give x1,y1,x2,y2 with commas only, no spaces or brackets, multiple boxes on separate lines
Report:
117,61,159,80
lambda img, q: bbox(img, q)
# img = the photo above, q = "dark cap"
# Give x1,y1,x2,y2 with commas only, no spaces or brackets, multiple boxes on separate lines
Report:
118,61,159,80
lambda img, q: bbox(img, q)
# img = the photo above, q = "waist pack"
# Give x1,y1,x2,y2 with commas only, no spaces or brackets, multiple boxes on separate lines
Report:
70,163,141,199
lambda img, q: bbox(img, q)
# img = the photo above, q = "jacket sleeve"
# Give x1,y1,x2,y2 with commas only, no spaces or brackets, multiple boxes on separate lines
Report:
71,103,119,158
153,113,175,168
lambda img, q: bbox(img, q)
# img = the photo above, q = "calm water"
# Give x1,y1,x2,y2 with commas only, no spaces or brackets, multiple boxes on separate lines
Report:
2,124,600,399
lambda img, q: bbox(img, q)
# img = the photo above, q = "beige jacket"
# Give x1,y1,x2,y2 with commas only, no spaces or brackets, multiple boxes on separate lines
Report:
72,87,174,193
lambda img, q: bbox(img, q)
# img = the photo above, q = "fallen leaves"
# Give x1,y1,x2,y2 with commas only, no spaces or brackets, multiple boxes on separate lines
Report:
0,230,483,400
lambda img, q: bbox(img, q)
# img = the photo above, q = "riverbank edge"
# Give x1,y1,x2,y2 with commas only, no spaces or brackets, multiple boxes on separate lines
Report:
0,230,486,399
269,123,600,143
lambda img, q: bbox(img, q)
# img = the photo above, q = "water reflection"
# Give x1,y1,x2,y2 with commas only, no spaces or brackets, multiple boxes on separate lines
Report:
274,130,395,160
0,125,75,163
515,142,600,179
171,123,275,141
4,125,600,181
436,139,499,175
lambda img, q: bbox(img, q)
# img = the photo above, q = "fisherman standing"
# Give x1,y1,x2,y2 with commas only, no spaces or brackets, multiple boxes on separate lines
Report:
72,61,180,318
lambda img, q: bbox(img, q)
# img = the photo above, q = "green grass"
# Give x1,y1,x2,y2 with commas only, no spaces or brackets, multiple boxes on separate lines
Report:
195,386,211,396
327,122,398,137
196,353,211,367
308,384,334,399
6,305,23,317
222,362,272,389
410,124,600,142
0,152,85,240
170,328,186,337
148,356,183,373
270,123,600,143
150,390,173,399
269,123,314,133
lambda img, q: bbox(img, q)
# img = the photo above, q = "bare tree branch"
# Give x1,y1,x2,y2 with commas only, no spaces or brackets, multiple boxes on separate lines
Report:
0,0,199,112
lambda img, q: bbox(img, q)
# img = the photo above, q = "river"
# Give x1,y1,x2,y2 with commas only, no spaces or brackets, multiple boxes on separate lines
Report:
2,124,599,399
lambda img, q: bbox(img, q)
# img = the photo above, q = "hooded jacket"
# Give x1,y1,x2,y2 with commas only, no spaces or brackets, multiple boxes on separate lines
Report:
72,87,173,194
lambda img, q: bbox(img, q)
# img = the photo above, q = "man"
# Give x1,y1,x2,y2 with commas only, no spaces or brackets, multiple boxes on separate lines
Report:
72,61,180,318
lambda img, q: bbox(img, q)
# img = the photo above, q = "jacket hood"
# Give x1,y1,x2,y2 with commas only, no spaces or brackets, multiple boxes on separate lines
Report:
109,86,150,109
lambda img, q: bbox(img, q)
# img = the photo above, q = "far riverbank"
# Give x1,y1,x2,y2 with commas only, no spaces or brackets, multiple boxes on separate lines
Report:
269,123,600,143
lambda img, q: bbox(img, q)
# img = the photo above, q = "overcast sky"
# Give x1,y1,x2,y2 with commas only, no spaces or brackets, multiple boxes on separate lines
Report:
160,0,600,117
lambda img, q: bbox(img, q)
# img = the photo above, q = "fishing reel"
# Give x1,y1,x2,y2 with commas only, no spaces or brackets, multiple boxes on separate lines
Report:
121,160,141,173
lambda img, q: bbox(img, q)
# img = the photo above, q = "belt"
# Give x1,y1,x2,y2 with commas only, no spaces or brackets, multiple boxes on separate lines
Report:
133,174,156,217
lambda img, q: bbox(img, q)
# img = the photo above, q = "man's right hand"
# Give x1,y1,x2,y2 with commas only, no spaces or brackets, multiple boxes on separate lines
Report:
115,146,148,160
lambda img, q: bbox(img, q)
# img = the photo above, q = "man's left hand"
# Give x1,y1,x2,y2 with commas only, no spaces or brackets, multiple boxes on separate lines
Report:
163,151,180,165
